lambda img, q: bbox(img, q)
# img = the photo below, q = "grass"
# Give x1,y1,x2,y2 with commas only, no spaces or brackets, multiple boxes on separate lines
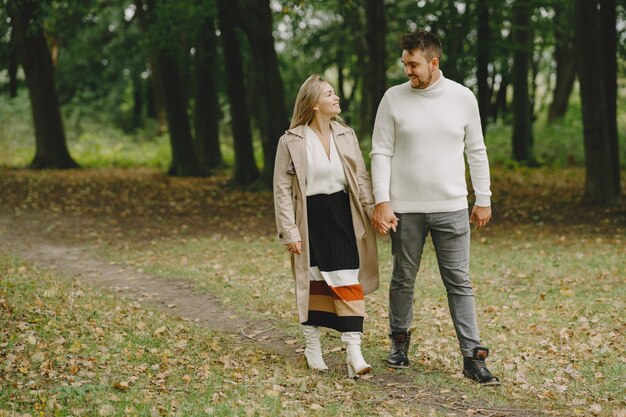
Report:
0,165,624,415
96,226,625,416
0,93,266,171
0,253,429,417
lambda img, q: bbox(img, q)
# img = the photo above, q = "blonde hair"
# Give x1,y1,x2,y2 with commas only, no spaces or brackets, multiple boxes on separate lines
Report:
289,74,344,129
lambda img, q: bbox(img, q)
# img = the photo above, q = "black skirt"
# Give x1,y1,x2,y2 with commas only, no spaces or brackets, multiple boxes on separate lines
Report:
302,190,364,332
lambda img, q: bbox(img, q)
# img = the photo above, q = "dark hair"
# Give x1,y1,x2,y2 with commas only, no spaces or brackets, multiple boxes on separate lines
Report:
400,30,442,61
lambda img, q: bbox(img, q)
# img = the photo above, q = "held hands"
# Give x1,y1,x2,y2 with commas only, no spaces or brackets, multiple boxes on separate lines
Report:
285,241,302,255
372,202,399,235
470,205,492,229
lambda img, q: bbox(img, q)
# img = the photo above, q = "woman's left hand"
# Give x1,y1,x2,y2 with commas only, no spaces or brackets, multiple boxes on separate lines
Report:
285,241,302,255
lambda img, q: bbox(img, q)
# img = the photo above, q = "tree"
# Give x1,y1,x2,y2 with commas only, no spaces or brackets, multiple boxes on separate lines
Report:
193,4,223,171
217,0,259,185
600,0,621,199
511,0,535,164
236,0,289,188
363,0,386,134
6,27,18,98
475,0,491,136
548,1,576,122
7,0,78,168
574,0,619,204
138,0,204,177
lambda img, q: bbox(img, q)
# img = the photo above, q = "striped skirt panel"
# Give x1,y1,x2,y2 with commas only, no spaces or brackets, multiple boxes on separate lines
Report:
302,190,364,332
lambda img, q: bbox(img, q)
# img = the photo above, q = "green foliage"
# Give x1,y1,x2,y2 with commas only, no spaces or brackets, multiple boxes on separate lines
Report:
486,90,626,169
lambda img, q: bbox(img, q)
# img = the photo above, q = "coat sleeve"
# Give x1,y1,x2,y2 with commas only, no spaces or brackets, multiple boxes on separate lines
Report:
351,129,376,220
273,136,302,245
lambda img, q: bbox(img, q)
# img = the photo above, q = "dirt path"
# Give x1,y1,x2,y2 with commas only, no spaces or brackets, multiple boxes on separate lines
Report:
1,212,542,417
1,219,291,354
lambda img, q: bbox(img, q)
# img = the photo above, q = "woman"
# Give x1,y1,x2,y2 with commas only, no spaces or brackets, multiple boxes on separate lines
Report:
273,74,379,378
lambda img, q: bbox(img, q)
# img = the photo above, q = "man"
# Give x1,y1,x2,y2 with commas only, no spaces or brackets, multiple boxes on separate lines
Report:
370,30,499,385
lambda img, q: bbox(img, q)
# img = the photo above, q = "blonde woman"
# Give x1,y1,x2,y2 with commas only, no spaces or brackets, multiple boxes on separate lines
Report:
273,74,379,378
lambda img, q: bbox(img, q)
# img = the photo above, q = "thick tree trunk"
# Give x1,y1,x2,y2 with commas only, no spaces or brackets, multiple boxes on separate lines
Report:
511,0,535,164
476,0,491,136
600,0,621,199
217,0,259,186
574,0,618,205
157,52,205,177
194,12,223,171
364,0,386,134
9,0,78,169
548,2,576,122
236,0,288,188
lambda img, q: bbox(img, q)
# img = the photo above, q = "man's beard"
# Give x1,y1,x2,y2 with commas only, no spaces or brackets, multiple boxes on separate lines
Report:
411,68,433,89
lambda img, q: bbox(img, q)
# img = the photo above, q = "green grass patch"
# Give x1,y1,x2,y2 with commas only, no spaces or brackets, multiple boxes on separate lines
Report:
0,252,426,417
98,227,626,416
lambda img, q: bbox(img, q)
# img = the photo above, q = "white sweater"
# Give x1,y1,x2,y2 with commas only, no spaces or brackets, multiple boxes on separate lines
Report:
370,72,491,213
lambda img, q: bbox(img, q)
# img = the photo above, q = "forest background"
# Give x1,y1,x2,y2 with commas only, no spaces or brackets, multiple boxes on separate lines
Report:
0,1,625,416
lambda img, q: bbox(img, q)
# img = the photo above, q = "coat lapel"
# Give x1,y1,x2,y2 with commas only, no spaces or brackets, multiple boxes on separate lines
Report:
285,125,307,194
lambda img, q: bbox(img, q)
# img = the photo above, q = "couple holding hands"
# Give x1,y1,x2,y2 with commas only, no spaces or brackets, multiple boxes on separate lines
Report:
273,30,499,385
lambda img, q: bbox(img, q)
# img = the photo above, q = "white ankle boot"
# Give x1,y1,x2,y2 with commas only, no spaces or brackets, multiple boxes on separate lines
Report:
302,325,328,371
342,332,371,378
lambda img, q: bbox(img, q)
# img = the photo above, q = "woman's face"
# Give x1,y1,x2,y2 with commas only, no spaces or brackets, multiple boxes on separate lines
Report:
314,83,341,117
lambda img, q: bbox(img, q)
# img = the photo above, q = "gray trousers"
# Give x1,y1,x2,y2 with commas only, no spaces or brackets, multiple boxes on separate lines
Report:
389,209,480,357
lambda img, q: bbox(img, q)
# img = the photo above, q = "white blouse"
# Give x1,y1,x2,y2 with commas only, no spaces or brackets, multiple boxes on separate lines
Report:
305,125,347,196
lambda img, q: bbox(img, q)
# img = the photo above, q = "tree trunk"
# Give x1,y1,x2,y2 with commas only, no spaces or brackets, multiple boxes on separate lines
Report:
511,0,535,164
134,0,167,134
235,0,288,188
548,2,576,122
600,0,621,199
194,12,223,171
132,74,144,128
574,0,618,205
149,60,168,134
217,0,259,185
492,62,510,122
475,0,491,136
9,0,78,169
8,29,18,98
364,0,386,134
157,52,205,177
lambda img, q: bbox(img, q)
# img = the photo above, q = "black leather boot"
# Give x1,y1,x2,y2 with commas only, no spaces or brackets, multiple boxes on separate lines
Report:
387,331,411,368
463,346,500,385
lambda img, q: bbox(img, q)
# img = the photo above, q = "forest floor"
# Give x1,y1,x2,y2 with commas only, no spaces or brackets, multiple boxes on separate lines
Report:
1,167,625,417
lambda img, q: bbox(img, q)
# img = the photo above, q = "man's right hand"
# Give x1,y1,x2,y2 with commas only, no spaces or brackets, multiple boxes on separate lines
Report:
372,202,399,235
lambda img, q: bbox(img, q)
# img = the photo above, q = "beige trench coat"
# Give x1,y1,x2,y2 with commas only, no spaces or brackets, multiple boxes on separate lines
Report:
273,121,379,323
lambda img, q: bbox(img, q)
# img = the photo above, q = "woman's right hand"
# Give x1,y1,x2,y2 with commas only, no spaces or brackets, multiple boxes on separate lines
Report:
285,241,302,255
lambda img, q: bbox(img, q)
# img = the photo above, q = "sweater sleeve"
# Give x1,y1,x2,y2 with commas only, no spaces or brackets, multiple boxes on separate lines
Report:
370,93,394,204
463,89,492,207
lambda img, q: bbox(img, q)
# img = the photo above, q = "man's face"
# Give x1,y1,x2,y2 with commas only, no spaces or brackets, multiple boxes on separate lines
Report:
401,49,437,89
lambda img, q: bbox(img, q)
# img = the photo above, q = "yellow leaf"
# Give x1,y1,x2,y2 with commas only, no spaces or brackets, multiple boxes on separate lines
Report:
69,340,82,353
113,381,129,391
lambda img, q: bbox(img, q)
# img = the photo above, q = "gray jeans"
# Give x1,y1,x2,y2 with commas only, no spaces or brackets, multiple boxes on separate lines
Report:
389,209,480,357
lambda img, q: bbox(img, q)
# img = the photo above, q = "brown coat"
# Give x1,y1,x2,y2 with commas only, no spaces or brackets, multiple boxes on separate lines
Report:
273,121,379,323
